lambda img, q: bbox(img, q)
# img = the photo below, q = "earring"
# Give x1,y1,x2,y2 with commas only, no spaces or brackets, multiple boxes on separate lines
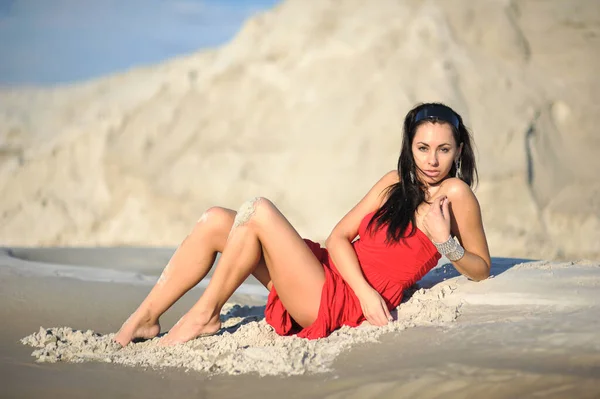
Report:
409,170,416,183
455,158,462,179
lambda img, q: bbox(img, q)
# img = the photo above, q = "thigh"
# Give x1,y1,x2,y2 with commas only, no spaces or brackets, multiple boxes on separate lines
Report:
251,199,326,328
203,207,272,289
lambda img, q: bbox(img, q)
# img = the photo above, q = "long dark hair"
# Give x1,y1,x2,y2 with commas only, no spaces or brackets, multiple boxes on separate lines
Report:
366,102,478,244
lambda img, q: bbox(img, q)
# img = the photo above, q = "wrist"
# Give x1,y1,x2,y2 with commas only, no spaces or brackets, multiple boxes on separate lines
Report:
354,283,374,299
431,233,451,244
432,235,465,262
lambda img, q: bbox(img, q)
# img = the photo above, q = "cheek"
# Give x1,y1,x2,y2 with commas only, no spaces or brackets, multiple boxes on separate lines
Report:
441,153,455,168
412,150,425,164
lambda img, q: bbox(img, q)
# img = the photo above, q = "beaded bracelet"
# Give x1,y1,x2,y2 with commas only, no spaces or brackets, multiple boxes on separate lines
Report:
433,236,465,261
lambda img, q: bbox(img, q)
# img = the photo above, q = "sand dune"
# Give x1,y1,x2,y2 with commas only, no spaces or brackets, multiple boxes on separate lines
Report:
1,0,599,260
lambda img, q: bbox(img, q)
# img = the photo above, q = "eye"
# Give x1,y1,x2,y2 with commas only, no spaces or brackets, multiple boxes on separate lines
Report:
440,147,450,153
418,146,428,152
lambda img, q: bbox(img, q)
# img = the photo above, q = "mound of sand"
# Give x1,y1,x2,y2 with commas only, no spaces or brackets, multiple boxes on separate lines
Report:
1,0,599,260
21,283,461,376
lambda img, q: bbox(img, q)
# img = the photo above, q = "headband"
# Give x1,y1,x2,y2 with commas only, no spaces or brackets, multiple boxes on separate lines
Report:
414,105,459,129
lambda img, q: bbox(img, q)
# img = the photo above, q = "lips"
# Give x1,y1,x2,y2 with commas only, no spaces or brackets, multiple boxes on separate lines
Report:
423,170,440,177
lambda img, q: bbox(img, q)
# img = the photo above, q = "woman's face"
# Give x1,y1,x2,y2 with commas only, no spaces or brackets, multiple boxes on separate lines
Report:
411,122,462,186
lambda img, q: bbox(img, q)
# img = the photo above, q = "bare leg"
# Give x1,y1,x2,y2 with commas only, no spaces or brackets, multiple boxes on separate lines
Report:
114,207,270,346
160,197,326,346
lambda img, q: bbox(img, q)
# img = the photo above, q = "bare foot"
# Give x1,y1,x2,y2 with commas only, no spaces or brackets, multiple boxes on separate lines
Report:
114,309,161,347
159,311,221,346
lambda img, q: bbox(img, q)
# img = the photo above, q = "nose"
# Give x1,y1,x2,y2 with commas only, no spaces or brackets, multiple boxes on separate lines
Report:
427,151,439,166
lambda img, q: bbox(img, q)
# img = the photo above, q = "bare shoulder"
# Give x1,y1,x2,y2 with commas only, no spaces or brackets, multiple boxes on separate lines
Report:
375,170,400,202
382,170,400,185
326,170,399,242
438,178,484,231
440,178,478,204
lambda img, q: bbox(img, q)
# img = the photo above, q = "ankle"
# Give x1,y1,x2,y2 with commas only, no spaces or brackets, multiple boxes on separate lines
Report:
133,307,159,325
189,306,221,325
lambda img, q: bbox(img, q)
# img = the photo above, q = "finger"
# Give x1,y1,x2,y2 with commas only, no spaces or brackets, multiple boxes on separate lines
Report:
362,308,374,326
364,309,381,326
378,305,392,325
366,314,379,326
379,298,392,322
438,196,448,213
369,312,383,326
373,309,387,326
383,302,393,322
429,196,442,214
439,195,447,206
442,197,450,219
436,196,445,217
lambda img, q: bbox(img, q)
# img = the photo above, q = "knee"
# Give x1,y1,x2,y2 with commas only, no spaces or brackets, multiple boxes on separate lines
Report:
195,206,235,233
232,197,276,228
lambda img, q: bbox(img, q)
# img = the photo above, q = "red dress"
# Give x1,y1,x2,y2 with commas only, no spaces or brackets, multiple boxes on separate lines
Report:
264,211,441,339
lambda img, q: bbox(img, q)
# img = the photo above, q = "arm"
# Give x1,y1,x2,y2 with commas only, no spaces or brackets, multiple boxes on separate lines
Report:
425,178,491,281
325,170,399,326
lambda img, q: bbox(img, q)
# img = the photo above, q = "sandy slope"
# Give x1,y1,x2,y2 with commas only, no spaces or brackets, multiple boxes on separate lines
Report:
1,0,599,259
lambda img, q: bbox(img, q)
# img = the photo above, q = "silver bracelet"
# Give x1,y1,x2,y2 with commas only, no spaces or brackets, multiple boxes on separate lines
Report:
433,235,465,261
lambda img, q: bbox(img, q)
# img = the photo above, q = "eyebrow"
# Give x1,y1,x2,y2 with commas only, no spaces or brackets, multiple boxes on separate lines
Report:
415,142,453,147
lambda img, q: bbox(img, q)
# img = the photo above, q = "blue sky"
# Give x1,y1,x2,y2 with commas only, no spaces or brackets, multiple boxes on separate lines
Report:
0,0,281,86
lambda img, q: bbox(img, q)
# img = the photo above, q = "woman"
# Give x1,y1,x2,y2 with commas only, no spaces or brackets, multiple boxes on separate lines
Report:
114,102,491,346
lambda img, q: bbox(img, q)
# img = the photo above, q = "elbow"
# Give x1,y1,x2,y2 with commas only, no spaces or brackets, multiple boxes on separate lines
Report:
471,273,489,282
325,233,350,249
325,234,337,249
471,261,491,282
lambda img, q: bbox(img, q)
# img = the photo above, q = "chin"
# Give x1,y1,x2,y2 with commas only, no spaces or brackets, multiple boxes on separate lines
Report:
421,174,447,186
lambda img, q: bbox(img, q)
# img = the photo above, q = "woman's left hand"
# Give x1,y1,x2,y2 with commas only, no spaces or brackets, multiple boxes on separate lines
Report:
423,196,452,243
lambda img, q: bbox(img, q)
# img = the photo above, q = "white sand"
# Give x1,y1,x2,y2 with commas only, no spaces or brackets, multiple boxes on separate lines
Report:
21,282,460,376
20,258,600,378
4,252,599,397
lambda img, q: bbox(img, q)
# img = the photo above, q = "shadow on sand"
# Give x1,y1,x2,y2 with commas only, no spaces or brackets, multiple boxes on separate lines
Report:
404,256,534,301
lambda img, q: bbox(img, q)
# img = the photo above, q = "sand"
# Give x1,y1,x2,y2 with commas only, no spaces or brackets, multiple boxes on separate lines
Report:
3,248,599,397
19,283,460,377
2,0,600,397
